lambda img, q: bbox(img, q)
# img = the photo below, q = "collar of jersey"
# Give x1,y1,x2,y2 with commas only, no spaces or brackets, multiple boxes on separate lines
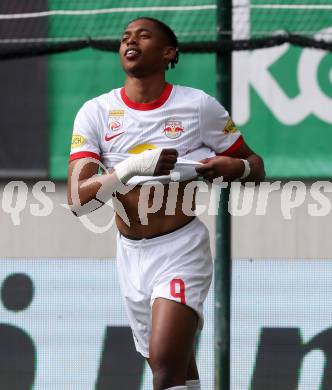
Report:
120,83,173,110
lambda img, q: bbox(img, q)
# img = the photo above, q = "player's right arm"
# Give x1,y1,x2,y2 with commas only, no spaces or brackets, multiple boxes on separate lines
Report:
67,149,178,216
67,100,111,216
67,157,105,216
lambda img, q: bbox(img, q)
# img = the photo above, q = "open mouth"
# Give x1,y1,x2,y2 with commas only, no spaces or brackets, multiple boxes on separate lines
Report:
124,48,141,59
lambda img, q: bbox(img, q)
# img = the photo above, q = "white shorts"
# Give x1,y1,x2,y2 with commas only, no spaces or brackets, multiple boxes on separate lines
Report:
116,217,213,358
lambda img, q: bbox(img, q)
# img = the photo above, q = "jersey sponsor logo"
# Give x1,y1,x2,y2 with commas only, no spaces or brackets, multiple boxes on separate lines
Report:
108,109,124,131
71,134,86,148
223,118,238,134
163,119,184,139
105,131,124,142
128,143,157,154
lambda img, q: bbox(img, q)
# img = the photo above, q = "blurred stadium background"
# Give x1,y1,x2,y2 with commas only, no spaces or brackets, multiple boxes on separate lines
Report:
0,0,332,389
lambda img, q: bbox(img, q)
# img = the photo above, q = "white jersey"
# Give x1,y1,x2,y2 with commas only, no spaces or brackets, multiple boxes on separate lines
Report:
70,83,243,184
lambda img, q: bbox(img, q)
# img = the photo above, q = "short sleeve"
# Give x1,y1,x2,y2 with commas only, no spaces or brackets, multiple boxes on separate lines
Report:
69,100,101,161
199,93,243,155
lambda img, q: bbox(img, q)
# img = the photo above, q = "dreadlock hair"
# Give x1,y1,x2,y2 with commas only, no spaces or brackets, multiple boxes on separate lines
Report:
125,17,179,70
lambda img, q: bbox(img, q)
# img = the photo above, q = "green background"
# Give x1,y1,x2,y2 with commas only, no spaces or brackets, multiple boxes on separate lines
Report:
47,0,332,179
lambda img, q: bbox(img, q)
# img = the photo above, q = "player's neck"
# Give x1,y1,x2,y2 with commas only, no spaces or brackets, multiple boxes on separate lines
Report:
124,75,168,103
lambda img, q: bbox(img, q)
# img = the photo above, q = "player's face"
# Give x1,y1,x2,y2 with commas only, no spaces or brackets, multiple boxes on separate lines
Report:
119,19,175,77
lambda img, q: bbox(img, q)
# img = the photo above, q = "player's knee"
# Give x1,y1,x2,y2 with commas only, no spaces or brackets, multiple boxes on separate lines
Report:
152,366,184,390
151,358,187,390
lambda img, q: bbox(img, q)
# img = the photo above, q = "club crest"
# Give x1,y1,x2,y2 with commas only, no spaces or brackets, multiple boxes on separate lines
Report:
163,119,184,139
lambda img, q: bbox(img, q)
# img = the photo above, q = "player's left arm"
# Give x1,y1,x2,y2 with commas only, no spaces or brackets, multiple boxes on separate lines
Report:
196,92,265,183
196,141,265,183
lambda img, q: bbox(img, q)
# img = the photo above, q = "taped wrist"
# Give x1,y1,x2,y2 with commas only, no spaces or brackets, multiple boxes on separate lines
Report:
114,148,162,183
239,158,251,180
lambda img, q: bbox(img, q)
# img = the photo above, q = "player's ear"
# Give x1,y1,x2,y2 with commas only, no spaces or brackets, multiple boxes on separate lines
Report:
163,46,177,63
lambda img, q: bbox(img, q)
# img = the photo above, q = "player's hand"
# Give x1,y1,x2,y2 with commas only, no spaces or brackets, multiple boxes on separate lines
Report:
195,155,243,182
154,148,178,176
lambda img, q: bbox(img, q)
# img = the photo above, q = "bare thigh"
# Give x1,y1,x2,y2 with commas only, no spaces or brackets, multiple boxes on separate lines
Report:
148,298,199,387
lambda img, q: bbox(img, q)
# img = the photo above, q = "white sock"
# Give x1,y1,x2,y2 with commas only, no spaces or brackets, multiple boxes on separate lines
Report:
164,387,187,390
186,379,201,389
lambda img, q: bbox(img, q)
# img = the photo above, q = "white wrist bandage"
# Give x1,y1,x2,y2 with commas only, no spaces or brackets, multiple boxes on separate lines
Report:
239,159,251,180
114,148,163,183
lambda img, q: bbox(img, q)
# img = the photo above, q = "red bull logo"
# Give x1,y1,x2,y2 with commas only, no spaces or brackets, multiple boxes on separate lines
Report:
163,120,184,139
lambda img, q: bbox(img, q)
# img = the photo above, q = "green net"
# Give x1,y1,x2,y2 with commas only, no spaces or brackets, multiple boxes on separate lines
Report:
249,0,332,39
232,0,332,50
1,0,332,59
48,0,217,43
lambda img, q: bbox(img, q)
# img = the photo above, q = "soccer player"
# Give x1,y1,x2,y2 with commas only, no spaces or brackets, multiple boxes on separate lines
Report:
67,17,265,390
